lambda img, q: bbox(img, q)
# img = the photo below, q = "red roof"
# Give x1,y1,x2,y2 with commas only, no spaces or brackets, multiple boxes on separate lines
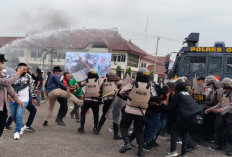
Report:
147,64,166,77
141,53,161,65
0,37,24,47
0,29,147,56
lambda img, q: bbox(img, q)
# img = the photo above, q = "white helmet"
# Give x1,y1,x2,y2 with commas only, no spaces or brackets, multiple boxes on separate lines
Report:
205,75,216,82
221,78,232,88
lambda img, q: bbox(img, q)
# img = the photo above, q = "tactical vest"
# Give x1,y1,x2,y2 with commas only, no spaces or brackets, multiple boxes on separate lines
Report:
102,80,117,97
221,93,231,108
193,84,206,101
128,82,150,109
85,78,100,98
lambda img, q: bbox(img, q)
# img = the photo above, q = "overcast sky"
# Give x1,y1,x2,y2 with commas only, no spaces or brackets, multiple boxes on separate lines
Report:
1,0,232,56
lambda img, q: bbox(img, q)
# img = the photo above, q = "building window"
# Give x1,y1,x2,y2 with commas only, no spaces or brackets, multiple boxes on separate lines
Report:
127,53,139,68
31,51,37,58
31,50,43,58
141,62,147,68
111,54,126,62
92,44,107,48
18,50,24,57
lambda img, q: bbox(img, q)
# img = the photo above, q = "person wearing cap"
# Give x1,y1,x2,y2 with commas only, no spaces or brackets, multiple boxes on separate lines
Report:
35,69,43,106
43,66,83,127
206,78,232,155
0,54,24,138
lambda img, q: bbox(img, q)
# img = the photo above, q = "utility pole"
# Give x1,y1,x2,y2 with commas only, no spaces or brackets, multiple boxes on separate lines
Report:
144,17,148,50
154,37,160,75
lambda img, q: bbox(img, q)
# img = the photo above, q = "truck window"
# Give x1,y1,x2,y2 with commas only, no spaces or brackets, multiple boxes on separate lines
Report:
227,57,232,72
209,57,222,72
180,56,206,75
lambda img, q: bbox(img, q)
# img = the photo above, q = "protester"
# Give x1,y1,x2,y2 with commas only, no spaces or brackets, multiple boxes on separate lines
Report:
55,72,73,126
0,55,24,137
69,77,83,123
43,66,83,127
165,81,203,157
8,63,36,140
35,69,43,106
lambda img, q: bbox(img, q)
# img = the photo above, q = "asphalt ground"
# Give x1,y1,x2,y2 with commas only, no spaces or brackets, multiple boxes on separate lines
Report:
0,101,228,157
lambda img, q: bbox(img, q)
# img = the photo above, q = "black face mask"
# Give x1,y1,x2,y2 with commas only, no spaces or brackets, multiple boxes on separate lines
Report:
21,72,26,76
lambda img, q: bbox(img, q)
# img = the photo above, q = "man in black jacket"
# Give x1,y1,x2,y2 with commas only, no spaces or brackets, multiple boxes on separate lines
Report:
165,81,203,157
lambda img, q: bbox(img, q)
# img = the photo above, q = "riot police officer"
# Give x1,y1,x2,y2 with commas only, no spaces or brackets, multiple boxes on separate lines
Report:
78,69,102,133
95,70,123,140
205,78,232,156
119,68,151,157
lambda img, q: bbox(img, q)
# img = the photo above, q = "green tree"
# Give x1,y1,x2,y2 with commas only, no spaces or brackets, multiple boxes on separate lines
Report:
150,71,154,81
124,67,131,78
42,48,58,68
116,65,122,77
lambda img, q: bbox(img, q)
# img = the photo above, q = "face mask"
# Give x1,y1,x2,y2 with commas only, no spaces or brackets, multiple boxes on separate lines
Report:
0,64,6,70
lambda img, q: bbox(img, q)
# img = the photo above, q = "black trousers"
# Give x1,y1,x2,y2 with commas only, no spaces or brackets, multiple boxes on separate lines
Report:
170,120,190,155
215,113,232,147
97,99,113,131
202,110,215,140
0,103,8,137
57,98,68,121
80,100,99,129
120,112,145,146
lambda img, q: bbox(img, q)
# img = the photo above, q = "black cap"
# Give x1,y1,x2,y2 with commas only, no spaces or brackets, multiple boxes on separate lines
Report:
197,76,205,81
52,66,62,72
0,54,7,62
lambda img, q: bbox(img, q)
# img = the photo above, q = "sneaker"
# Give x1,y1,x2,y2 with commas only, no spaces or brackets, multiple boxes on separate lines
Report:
143,144,151,151
78,128,85,134
119,143,132,153
43,121,48,127
187,145,199,152
165,151,178,157
209,145,224,151
3,126,12,131
113,135,123,140
20,125,27,135
14,132,20,140
26,126,35,132
179,154,188,157
57,121,66,126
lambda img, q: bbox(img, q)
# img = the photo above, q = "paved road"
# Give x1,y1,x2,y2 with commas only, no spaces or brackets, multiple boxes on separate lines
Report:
0,101,228,157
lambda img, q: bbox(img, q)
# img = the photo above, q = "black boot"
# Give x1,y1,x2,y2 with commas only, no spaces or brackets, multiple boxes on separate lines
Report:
43,121,48,127
137,145,144,157
226,151,232,156
57,119,66,126
78,124,85,133
96,117,106,134
119,137,132,153
113,123,122,140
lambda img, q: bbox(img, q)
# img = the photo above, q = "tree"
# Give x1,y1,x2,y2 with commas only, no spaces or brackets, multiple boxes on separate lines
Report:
116,65,122,77
124,67,131,79
42,48,58,68
150,71,154,81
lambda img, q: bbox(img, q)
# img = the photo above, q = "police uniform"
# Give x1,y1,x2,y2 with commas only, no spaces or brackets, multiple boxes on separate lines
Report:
95,70,123,140
119,68,151,157
78,69,102,133
208,78,232,155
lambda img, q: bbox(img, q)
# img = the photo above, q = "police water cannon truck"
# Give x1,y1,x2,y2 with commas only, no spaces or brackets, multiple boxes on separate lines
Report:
165,33,232,82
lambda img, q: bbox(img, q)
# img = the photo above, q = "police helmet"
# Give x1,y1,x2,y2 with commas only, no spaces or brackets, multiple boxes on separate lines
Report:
205,75,216,82
136,68,150,83
221,78,232,88
88,69,98,79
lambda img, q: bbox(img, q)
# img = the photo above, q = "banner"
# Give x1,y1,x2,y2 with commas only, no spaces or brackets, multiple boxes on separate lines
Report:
65,52,112,78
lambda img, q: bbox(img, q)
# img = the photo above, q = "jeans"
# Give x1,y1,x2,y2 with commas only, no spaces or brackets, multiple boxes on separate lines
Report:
144,112,161,143
36,86,43,106
9,101,29,133
6,98,37,128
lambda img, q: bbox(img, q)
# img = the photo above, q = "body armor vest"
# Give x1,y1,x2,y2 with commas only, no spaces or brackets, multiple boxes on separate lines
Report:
128,82,150,109
102,80,117,96
221,94,231,108
85,78,100,98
